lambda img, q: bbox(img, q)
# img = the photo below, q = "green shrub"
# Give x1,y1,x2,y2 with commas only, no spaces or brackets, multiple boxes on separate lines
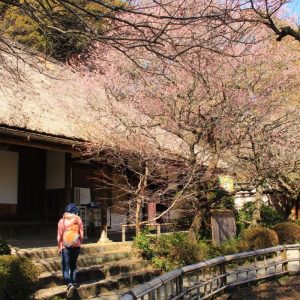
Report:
151,256,174,271
242,226,279,250
198,241,211,259
0,239,10,255
133,229,155,260
205,239,240,258
237,202,283,233
260,205,284,227
209,239,239,258
153,232,207,270
0,255,38,300
273,222,300,244
219,239,240,255
163,233,205,266
134,231,208,271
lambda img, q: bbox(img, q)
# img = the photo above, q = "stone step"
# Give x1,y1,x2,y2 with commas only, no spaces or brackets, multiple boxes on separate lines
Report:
15,242,132,260
38,258,151,289
35,268,161,300
35,250,133,273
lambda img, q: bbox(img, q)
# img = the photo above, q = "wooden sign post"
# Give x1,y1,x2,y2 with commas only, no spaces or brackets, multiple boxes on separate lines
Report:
211,210,236,245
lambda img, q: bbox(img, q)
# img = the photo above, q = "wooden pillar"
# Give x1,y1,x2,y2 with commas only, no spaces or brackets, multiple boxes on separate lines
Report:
98,164,111,243
148,202,157,225
44,155,48,223
98,198,110,242
65,153,72,209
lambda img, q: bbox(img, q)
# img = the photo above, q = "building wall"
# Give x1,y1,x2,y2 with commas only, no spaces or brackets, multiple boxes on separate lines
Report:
0,150,18,204
110,172,130,231
234,191,269,210
110,213,127,231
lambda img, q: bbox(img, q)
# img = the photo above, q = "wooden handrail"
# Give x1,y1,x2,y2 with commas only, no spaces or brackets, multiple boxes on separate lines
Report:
120,244,300,300
121,223,175,242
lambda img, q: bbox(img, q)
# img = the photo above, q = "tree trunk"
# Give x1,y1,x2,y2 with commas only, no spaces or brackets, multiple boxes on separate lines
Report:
295,194,300,220
188,208,203,242
135,197,142,234
252,183,263,226
135,161,149,235
283,201,293,221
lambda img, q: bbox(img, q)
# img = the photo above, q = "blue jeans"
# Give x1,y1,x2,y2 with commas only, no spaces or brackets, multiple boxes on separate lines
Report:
61,247,80,285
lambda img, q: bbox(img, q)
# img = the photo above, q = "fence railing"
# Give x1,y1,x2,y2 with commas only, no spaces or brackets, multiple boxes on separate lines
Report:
121,223,175,242
120,244,300,300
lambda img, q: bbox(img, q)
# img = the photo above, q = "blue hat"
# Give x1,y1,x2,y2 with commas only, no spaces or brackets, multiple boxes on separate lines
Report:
65,203,80,215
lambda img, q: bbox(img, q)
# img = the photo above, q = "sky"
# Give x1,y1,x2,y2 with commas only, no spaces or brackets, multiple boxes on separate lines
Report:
287,1,300,19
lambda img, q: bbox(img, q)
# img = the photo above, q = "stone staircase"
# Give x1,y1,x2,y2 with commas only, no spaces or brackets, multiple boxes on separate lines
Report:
15,242,159,299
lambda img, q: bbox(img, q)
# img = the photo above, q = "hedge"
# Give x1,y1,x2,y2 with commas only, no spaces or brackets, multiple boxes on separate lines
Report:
0,255,38,300
273,222,300,244
242,226,279,250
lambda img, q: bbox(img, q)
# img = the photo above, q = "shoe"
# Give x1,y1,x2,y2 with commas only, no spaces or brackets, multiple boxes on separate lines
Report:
66,284,75,298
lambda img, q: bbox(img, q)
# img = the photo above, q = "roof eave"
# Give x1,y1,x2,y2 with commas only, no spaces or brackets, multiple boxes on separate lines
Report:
0,125,86,153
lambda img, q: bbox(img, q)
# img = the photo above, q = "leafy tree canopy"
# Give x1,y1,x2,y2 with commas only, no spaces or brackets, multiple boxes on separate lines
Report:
0,0,123,60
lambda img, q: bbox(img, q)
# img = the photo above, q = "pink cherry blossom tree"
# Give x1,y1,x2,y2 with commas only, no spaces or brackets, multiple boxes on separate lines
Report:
72,10,300,237
226,35,300,224
1,0,299,75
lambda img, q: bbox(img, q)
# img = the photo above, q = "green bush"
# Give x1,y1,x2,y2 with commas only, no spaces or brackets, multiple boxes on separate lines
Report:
152,233,207,270
134,231,207,271
237,202,283,233
0,255,38,300
242,226,279,250
133,229,155,260
273,222,300,244
135,229,281,271
0,239,10,255
204,239,240,259
151,256,174,271
163,233,205,266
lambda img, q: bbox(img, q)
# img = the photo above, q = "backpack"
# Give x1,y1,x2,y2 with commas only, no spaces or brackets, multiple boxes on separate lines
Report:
62,217,80,248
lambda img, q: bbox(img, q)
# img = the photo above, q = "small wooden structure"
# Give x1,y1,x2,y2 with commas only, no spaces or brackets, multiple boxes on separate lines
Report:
211,209,236,245
121,223,174,242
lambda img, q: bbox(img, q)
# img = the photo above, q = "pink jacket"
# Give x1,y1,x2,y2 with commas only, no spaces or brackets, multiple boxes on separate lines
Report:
57,213,84,251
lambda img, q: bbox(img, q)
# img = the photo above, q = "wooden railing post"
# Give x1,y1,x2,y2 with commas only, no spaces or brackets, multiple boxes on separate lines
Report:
122,225,126,242
177,275,183,298
157,224,161,236
219,261,227,286
282,246,288,272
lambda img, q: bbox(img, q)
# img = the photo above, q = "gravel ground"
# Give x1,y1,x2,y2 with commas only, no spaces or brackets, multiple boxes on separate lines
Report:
219,275,300,300
84,291,123,300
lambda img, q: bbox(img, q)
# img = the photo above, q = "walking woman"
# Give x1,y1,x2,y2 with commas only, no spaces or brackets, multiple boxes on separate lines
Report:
57,203,84,298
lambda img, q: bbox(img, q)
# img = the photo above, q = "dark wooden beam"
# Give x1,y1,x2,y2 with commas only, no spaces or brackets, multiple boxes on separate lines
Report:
65,153,72,208
0,136,80,153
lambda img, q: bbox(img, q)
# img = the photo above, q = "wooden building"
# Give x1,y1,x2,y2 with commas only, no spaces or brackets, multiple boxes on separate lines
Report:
0,50,129,239
0,47,211,240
